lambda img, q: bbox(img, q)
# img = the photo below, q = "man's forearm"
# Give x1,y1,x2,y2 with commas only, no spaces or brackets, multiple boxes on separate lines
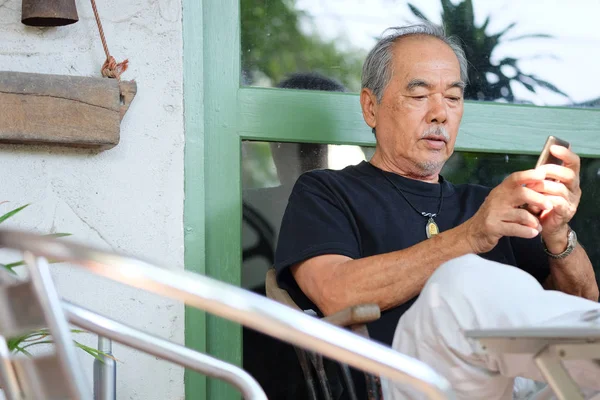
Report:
302,224,474,315
547,245,599,301
542,226,599,301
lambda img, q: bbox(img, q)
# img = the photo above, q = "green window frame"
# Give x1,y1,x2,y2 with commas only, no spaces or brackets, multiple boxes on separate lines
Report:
183,1,600,399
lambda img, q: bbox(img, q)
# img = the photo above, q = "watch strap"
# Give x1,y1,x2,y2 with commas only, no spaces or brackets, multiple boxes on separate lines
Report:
542,229,577,259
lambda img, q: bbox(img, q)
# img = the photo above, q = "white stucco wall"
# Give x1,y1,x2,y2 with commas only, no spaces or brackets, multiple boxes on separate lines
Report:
0,0,185,398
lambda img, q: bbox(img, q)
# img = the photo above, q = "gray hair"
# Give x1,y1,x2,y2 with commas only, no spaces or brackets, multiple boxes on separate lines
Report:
362,24,468,103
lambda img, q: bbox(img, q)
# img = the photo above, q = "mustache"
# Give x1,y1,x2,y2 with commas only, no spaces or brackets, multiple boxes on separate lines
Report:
420,126,450,142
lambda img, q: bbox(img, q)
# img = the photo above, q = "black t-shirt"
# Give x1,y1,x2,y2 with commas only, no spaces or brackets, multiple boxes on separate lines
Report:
274,161,550,346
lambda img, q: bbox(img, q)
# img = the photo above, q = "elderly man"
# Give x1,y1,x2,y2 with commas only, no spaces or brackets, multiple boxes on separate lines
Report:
274,24,600,399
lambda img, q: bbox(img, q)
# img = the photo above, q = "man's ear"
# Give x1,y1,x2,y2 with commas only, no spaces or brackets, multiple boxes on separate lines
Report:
360,88,378,131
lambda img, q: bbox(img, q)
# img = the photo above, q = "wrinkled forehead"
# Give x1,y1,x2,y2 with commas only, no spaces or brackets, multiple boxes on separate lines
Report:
390,36,462,83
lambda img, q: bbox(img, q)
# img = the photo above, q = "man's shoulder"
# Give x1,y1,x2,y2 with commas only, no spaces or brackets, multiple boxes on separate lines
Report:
294,163,368,192
452,181,492,195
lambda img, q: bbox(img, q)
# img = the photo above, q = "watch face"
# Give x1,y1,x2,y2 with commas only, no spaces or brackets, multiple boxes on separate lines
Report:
568,229,577,245
543,229,577,259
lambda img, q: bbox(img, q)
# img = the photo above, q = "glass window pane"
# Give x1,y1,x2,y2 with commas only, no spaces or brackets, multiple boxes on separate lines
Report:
241,140,600,398
242,141,600,291
241,0,600,108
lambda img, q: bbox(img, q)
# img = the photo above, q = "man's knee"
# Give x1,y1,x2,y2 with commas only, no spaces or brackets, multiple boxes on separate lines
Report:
431,254,485,280
423,254,488,296
421,254,543,308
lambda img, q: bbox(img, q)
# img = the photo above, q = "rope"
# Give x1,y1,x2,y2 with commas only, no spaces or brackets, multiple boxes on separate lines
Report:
90,0,129,80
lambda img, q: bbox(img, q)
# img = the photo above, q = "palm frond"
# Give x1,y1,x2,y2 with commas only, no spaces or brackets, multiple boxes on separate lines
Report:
408,3,430,22
520,74,570,98
479,15,490,32
496,22,517,39
505,33,553,42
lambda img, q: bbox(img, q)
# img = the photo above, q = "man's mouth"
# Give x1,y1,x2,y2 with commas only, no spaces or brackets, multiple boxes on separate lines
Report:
422,136,447,143
422,136,447,150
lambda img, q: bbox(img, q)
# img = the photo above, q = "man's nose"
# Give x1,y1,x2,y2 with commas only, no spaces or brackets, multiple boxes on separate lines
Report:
426,95,447,124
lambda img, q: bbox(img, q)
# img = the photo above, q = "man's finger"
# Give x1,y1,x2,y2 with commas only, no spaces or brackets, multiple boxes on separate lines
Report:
543,195,571,217
505,169,546,187
526,179,570,199
549,145,581,174
500,222,541,239
502,208,541,230
536,164,579,191
514,186,553,210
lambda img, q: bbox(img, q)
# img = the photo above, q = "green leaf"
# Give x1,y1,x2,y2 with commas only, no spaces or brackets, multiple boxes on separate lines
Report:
3,261,24,270
408,4,430,22
22,340,54,350
13,346,33,357
75,342,106,362
518,79,536,93
75,341,118,363
0,204,30,224
524,74,570,98
498,57,518,67
440,0,455,19
496,22,517,40
4,257,66,271
1,263,16,274
460,0,475,28
8,328,113,363
45,233,72,238
480,16,490,32
505,33,553,42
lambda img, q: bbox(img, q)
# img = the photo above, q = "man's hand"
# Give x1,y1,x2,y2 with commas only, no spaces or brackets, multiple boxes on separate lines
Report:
527,145,582,253
464,169,553,254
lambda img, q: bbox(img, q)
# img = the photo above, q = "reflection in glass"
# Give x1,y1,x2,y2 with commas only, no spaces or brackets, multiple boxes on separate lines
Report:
241,0,600,108
241,140,600,398
242,141,600,291
241,141,368,289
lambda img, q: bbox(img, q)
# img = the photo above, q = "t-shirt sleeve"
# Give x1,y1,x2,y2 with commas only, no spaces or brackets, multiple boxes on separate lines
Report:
510,235,551,284
274,173,361,277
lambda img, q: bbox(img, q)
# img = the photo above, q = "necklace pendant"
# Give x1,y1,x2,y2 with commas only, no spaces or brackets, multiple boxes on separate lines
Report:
426,217,439,238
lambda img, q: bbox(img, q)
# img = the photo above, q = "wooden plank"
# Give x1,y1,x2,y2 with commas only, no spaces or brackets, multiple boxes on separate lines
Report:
183,0,207,397
0,71,136,149
238,87,600,158
201,1,242,399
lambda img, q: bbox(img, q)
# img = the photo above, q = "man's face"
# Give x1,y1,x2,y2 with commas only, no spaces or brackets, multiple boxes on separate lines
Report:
365,36,465,178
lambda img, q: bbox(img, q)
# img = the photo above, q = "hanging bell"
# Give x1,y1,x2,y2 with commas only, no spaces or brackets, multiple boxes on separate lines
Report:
21,0,79,27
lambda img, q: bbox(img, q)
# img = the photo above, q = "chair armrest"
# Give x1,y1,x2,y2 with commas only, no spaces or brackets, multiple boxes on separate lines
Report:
265,268,381,327
265,268,303,312
323,304,381,327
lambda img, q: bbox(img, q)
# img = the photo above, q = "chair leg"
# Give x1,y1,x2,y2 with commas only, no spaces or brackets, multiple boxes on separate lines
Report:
365,373,382,400
294,347,319,400
338,363,358,400
351,325,382,400
309,352,333,400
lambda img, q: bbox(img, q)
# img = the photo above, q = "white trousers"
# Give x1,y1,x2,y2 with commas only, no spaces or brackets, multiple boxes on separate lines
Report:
383,254,600,400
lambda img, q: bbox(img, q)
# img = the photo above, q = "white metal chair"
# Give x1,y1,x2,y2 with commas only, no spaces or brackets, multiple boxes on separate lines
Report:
0,229,454,400
466,320,600,400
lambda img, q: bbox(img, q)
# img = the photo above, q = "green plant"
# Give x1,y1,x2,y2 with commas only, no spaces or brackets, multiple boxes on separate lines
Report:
241,0,365,90
408,0,569,103
0,203,107,361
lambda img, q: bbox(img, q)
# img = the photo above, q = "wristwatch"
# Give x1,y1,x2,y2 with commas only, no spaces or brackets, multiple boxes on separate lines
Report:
542,228,577,259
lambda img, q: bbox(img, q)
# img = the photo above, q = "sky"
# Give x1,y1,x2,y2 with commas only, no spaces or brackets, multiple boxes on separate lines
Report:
293,0,600,106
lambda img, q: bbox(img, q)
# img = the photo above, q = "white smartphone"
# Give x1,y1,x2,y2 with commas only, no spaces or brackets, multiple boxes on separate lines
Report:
535,135,570,169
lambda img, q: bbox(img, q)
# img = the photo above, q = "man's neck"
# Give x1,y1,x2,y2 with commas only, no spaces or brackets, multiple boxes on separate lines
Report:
369,152,440,184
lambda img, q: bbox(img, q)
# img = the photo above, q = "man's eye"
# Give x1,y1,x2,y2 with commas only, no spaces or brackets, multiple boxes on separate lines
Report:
412,96,427,100
446,97,461,102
